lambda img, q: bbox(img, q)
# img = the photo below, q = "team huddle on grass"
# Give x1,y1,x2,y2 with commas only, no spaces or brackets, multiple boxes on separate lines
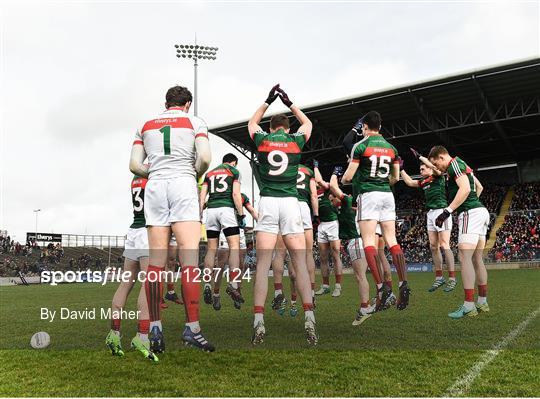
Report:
105,83,491,361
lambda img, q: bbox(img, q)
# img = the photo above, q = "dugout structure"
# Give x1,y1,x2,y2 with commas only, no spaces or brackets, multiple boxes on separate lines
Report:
211,58,540,176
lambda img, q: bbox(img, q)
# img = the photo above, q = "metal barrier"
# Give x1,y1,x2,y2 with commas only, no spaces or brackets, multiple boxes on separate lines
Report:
61,234,125,249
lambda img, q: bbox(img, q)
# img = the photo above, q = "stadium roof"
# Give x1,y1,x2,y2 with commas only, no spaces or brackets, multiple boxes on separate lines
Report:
211,57,540,169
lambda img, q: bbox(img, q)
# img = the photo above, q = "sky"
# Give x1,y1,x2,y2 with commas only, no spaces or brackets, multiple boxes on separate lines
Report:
0,0,539,243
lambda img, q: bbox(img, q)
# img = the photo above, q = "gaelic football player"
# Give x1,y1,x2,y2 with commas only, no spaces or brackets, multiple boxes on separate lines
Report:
271,163,319,312
200,153,245,307
401,149,457,292
313,163,343,297
129,85,214,352
248,84,317,345
342,111,411,310
428,146,489,319
105,175,158,362
328,171,375,325
213,193,258,310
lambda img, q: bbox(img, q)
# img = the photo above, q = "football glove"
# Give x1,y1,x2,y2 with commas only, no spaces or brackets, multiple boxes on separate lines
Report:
237,214,247,229
332,165,344,177
435,208,452,228
352,116,365,132
277,88,293,108
410,147,421,160
265,84,280,105
312,159,319,169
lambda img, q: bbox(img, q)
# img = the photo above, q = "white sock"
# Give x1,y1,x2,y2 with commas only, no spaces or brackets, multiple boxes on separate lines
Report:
111,329,120,336
304,310,315,323
449,277,456,281
477,296,487,305
398,281,403,288
231,281,238,289
463,301,475,310
213,293,220,297
436,276,443,281
204,283,211,289
291,300,296,306
168,290,175,295
186,321,200,333
253,313,264,327
323,284,329,289
376,283,383,290
150,320,162,331
137,332,148,341
274,289,282,297
311,289,315,297
335,283,341,289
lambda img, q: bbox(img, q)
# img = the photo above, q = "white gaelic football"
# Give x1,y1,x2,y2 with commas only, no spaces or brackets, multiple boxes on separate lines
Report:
30,332,50,349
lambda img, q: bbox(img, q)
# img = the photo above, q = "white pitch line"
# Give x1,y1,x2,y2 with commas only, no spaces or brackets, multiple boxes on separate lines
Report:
445,305,540,397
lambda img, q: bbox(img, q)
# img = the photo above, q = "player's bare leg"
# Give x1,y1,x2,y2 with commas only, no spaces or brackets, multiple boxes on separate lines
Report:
427,231,445,292
304,229,316,305
203,238,219,305
380,220,410,310
107,258,138,356
440,230,457,292
146,226,170,353
316,242,331,295
360,220,386,306
374,236,396,308
283,232,317,345
351,257,373,325
288,263,299,317
473,239,489,312
329,239,343,297
271,234,287,312
164,244,182,305
224,233,244,306
172,221,215,352
237,247,247,294
252,232,279,344
212,248,228,311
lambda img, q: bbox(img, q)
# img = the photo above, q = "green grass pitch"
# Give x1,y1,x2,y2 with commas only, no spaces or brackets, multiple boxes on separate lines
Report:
0,269,539,397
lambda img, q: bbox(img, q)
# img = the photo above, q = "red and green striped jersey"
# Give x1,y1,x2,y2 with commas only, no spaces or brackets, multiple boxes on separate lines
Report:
296,164,314,203
203,163,241,209
446,157,484,214
318,189,338,222
130,176,147,229
351,135,399,194
418,174,448,210
252,129,307,197
338,195,359,240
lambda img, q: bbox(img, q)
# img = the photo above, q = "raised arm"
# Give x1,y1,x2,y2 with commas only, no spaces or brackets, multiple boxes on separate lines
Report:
248,84,280,139
312,160,327,187
410,147,442,176
400,169,419,188
309,178,319,217
129,138,149,178
277,88,312,141
329,174,345,199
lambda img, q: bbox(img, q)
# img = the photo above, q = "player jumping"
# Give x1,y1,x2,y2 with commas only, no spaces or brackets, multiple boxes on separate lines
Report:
129,85,214,352
428,146,489,319
401,148,457,292
342,111,411,310
248,84,317,345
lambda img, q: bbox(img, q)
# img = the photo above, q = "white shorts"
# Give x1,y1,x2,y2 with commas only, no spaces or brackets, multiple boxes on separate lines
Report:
427,208,453,232
458,207,490,243
144,176,200,226
123,227,149,261
299,201,313,230
206,207,238,233
255,196,303,236
356,191,396,222
345,237,364,262
317,220,340,244
219,229,247,250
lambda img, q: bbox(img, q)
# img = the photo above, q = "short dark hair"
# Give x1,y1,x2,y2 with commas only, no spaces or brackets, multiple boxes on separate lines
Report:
165,85,193,108
428,145,449,159
270,114,290,130
363,111,382,131
222,153,238,164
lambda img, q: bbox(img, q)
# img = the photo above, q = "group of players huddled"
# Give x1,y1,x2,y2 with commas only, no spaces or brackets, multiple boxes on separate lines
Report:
105,84,491,361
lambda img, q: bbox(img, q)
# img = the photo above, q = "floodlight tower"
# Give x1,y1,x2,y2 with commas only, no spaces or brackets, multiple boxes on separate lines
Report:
174,40,218,116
